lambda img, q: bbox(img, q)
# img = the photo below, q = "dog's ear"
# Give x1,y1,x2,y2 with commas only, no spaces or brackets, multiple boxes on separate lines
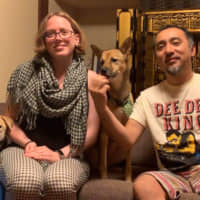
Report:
0,115,13,130
90,44,103,59
120,37,132,55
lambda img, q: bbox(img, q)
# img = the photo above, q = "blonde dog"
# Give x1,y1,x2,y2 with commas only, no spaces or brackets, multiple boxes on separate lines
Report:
0,115,13,149
91,37,133,181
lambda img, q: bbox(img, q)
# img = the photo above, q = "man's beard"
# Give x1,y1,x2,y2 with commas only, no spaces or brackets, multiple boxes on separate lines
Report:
167,65,182,76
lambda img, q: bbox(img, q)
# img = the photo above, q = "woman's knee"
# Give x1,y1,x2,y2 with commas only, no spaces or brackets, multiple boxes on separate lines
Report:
44,169,86,193
7,173,43,199
1,147,43,198
43,159,89,198
43,174,80,200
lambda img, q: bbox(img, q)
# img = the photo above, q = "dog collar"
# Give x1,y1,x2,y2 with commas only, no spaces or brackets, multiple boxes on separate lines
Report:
108,94,133,116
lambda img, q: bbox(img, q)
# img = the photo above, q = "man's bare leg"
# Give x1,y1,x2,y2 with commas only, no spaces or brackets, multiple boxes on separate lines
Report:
133,174,167,200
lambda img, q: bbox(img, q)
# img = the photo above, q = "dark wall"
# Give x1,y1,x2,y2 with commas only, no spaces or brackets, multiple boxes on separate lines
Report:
140,0,200,11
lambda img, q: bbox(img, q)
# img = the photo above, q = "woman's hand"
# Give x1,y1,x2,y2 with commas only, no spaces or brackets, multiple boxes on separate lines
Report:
24,141,37,153
24,145,60,162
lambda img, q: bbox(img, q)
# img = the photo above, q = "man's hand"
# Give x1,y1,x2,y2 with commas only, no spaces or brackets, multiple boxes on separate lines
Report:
88,70,110,110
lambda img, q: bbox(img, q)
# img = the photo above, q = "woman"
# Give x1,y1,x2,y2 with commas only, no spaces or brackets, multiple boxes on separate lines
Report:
1,11,99,200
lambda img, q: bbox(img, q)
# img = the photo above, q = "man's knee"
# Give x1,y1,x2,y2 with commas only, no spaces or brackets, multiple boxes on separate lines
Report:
133,174,156,189
133,174,166,200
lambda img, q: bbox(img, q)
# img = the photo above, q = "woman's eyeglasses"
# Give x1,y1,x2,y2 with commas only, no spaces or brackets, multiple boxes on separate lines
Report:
44,29,74,40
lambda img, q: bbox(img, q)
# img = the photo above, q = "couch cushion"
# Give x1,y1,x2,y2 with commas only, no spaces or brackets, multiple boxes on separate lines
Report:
131,129,157,167
78,179,133,200
180,193,200,200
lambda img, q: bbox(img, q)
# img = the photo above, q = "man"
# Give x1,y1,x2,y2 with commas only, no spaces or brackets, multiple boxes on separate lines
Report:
88,25,200,200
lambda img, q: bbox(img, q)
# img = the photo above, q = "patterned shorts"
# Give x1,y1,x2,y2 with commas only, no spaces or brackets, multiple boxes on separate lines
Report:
143,165,200,200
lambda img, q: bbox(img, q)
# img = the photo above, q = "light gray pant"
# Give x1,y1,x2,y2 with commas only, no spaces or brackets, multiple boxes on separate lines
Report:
0,147,90,200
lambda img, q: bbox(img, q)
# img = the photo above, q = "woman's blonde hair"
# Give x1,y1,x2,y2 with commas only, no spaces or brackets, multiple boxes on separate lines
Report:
35,11,86,55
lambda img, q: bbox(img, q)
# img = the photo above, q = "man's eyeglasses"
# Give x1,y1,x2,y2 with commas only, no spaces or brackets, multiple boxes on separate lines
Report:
44,29,74,40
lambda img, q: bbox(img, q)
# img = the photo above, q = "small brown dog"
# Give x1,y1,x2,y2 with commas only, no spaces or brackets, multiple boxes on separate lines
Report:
91,37,133,181
0,115,13,150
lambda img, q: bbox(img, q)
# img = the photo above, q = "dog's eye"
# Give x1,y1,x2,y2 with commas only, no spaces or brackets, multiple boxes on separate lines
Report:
111,58,118,62
100,60,104,65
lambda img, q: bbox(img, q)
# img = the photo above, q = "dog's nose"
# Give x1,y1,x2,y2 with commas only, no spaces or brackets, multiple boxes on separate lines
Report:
101,67,107,76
